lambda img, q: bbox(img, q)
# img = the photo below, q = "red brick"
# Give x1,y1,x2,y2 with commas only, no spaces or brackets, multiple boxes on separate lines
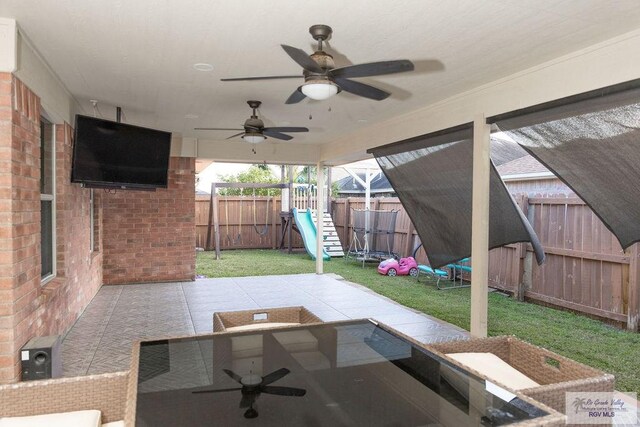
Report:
102,157,195,284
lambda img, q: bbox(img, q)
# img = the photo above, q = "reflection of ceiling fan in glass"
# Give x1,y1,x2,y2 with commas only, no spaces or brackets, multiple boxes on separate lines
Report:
195,100,309,143
221,25,415,103
193,368,306,419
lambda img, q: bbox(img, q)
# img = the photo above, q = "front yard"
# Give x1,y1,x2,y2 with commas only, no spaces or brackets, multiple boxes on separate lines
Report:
197,249,640,393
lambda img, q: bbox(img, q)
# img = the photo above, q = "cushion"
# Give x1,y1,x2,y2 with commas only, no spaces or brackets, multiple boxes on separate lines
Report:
225,322,299,332
102,422,125,427
272,330,318,353
446,352,540,390
0,410,101,427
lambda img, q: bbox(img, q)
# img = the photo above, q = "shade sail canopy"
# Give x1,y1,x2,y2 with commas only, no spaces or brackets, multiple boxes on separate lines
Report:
493,83,640,249
368,126,544,269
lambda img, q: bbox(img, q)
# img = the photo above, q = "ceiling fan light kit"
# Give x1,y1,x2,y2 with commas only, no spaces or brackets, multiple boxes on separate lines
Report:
242,133,266,143
301,81,339,100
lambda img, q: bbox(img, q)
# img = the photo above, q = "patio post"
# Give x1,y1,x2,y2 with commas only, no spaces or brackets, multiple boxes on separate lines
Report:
470,114,491,338
316,162,325,274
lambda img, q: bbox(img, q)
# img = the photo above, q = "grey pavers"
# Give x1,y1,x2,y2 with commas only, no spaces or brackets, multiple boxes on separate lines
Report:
61,273,468,377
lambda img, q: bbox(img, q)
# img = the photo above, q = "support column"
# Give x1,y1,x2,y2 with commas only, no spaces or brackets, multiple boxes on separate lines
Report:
470,115,491,338
316,163,325,274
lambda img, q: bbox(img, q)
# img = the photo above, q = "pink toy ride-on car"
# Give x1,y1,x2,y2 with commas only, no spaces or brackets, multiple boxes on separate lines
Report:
377,257,419,277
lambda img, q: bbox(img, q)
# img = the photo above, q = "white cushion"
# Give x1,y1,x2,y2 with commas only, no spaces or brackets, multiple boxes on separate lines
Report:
225,322,298,332
102,422,125,427
272,330,318,353
290,351,331,371
446,352,540,390
231,334,263,358
0,410,101,427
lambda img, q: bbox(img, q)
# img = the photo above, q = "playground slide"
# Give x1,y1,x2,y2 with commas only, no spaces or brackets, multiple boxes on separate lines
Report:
292,208,331,261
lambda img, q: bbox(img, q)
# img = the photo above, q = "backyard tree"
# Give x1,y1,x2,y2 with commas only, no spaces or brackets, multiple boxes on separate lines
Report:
219,164,281,196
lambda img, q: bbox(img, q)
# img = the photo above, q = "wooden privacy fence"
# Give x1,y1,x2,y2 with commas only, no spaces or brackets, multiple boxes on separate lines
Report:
195,195,305,250
331,196,639,331
487,195,639,331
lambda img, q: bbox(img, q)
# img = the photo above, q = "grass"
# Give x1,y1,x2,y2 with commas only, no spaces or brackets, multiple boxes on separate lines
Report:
197,249,640,393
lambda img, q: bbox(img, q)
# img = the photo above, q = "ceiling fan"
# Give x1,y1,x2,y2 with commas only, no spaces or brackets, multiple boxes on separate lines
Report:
195,100,309,143
193,367,306,419
221,25,415,104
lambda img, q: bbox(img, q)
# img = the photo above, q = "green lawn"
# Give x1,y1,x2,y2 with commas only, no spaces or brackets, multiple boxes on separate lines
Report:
197,249,640,393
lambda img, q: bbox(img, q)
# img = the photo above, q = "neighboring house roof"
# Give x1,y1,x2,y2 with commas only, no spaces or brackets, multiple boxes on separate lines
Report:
490,137,528,166
335,172,394,194
196,189,210,196
496,154,555,180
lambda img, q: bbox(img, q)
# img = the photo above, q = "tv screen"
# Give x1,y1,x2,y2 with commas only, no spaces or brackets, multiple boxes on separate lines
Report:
71,115,172,189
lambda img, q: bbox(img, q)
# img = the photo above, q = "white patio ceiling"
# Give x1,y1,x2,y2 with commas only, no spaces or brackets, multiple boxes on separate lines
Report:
2,0,640,165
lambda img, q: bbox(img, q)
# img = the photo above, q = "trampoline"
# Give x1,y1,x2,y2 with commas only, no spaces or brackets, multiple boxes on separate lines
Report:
346,209,398,265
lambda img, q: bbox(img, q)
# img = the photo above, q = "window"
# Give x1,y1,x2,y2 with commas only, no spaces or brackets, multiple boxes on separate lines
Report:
40,118,55,281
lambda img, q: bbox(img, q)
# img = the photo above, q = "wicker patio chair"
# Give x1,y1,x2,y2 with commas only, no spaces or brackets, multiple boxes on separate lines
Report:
0,371,130,425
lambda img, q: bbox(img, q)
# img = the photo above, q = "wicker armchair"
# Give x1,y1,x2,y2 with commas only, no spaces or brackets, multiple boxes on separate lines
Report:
428,336,615,414
0,371,130,425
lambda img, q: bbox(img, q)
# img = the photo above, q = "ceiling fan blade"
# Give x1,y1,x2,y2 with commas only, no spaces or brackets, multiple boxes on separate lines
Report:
226,132,246,140
261,368,290,385
334,77,390,101
191,387,242,395
281,45,323,73
330,60,414,79
223,369,244,384
194,128,244,131
263,127,308,133
261,385,307,397
221,75,301,81
263,129,293,141
285,89,306,105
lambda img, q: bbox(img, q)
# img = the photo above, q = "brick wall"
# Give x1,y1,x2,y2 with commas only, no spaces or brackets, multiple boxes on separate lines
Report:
0,75,103,383
102,157,196,284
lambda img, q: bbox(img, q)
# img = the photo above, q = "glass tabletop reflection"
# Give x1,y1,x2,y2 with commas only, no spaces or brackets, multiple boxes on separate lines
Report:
135,319,549,426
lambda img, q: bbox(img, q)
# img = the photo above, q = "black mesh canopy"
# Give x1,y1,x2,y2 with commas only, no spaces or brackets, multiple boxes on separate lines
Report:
369,125,545,269
494,85,640,249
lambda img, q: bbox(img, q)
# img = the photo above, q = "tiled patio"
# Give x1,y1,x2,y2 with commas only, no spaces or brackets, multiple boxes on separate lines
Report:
61,273,469,377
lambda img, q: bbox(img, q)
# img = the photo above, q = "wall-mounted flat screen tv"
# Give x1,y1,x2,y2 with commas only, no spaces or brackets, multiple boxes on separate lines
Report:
71,115,172,190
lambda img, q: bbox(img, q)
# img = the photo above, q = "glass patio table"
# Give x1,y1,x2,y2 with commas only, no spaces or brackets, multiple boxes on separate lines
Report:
132,319,561,426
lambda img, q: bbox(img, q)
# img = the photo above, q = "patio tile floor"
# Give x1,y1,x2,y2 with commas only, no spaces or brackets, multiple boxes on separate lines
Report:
61,273,469,377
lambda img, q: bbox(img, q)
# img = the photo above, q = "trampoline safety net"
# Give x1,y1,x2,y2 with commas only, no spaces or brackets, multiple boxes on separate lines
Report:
347,209,398,262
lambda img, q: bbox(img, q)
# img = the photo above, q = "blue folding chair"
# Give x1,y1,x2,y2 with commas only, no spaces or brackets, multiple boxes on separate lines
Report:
443,258,471,290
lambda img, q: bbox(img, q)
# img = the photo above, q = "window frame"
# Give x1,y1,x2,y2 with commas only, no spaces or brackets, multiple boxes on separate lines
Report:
40,117,56,284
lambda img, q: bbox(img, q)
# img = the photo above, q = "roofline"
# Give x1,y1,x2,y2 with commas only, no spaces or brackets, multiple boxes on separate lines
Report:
500,171,556,181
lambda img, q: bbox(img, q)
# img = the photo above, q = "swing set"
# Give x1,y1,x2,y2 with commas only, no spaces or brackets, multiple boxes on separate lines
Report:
205,182,290,260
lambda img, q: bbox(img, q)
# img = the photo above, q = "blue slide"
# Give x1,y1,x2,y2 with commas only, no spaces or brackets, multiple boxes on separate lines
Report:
292,208,330,261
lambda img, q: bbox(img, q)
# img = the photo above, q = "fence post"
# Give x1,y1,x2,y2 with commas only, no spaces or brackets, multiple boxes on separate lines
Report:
518,196,534,301
212,185,221,260
344,198,351,250
628,243,640,331
405,221,415,258
514,195,527,300
271,196,277,249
